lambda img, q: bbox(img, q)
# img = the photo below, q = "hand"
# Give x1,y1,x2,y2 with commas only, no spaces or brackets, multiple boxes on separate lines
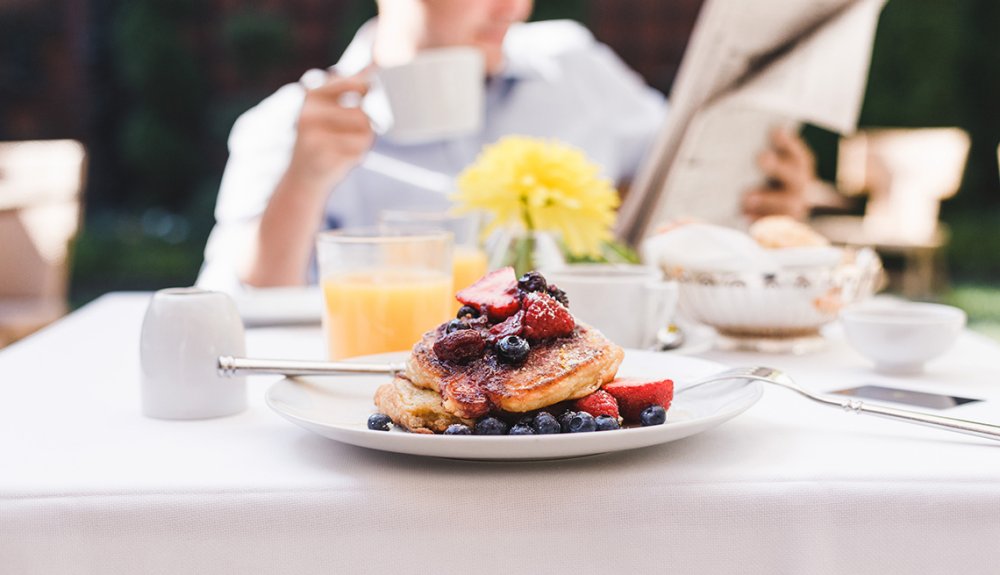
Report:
742,127,816,221
286,71,375,193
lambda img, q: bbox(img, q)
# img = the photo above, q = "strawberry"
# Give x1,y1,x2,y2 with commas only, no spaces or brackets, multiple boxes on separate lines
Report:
487,310,524,344
602,377,674,423
521,291,575,340
456,267,520,322
573,390,620,419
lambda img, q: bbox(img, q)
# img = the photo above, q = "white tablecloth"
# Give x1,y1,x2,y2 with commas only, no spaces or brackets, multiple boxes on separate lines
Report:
2,293,999,574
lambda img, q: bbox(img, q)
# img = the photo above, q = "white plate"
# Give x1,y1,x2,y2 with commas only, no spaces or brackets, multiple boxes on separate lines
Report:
265,350,762,460
234,286,322,327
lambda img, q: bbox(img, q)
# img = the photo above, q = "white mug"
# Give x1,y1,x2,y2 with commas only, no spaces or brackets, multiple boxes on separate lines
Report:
368,47,485,143
139,288,247,419
542,264,678,349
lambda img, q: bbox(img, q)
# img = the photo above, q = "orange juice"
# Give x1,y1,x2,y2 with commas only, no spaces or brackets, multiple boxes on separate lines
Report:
322,269,452,359
452,246,489,309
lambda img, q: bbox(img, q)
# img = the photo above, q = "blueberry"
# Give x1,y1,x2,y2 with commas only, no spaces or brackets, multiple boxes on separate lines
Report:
509,424,535,435
517,271,548,294
567,412,597,433
532,411,562,434
443,423,472,435
558,410,578,433
594,415,621,431
445,319,470,334
457,305,480,319
474,416,509,435
496,335,530,364
640,405,667,426
367,413,392,431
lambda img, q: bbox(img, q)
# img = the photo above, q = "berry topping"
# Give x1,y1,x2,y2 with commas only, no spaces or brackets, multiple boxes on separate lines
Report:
433,329,486,364
640,404,667,426
509,424,536,435
445,319,470,334
496,334,530,365
474,416,509,435
573,390,620,419
566,411,597,433
521,291,575,340
603,377,674,423
487,310,524,344
594,415,621,431
456,305,480,319
456,267,520,322
517,271,548,294
546,283,569,308
443,423,472,435
367,413,392,431
532,411,562,434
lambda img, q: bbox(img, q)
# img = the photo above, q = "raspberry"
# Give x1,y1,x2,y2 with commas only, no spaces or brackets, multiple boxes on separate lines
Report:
602,377,674,423
432,329,486,364
521,291,575,340
456,267,521,322
573,390,620,419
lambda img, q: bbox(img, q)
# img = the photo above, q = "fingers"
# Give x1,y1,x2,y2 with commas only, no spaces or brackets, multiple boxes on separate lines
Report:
757,148,809,192
742,187,809,221
770,127,815,170
298,72,373,134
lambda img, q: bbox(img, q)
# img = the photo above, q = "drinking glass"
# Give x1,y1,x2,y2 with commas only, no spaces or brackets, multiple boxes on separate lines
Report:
379,210,489,311
316,228,453,359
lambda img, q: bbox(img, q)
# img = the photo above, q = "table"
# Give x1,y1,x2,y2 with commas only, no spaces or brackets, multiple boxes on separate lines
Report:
3,293,1000,574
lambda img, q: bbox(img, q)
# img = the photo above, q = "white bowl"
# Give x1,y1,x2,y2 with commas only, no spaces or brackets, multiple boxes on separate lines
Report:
840,301,966,374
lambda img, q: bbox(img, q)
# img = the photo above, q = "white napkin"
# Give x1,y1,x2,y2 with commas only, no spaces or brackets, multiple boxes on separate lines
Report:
641,224,843,273
641,224,779,273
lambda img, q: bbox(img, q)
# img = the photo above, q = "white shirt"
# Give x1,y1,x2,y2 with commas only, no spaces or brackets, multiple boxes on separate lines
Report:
198,20,666,292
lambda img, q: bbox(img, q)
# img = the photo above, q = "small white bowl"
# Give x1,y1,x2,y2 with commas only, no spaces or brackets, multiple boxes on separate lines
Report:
840,301,966,374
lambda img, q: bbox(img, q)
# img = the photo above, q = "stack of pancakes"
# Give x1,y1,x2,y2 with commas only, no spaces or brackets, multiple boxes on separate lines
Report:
375,321,624,434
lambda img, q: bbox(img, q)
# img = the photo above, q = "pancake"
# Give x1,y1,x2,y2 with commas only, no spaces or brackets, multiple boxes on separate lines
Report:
373,376,474,434
405,322,624,419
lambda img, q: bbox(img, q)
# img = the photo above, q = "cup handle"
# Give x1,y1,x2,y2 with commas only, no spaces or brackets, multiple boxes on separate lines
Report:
643,280,679,348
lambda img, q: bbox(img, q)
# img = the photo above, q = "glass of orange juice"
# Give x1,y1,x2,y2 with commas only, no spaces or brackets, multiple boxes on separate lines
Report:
316,228,453,360
379,211,489,313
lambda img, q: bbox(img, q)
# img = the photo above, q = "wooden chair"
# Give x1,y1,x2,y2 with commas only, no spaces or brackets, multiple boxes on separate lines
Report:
0,140,86,347
811,128,970,299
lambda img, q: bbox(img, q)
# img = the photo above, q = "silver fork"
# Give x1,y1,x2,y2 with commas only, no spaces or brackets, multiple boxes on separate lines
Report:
679,366,1000,442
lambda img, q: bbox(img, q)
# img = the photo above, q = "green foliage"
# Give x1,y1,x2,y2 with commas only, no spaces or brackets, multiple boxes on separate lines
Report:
531,0,586,23
70,212,208,308
223,11,293,81
860,1,964,127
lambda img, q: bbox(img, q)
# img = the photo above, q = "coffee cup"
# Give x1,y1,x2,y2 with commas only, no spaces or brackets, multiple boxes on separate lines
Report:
366,46,485,143
139,288,247,419
542,264,678,349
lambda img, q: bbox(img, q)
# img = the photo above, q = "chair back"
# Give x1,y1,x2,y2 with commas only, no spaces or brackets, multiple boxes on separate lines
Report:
836,128,969,244
0,140,86,345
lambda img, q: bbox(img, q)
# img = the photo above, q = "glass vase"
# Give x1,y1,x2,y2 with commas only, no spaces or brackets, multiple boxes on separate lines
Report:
487,228,565,278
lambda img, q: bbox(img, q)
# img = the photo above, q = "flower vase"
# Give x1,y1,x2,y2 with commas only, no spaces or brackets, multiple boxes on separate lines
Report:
487,229,565,277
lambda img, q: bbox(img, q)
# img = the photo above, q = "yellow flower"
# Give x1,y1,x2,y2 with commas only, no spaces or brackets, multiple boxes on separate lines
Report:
453,136,619,258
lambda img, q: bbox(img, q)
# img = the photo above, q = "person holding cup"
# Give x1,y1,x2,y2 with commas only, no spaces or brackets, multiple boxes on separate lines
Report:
197,0,817,293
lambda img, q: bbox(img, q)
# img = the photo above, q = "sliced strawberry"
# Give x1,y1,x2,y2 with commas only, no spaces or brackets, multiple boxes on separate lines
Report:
602,377,674,423
521,291,575,340
456,267,520,322
574,390,620,419
486,310,524,344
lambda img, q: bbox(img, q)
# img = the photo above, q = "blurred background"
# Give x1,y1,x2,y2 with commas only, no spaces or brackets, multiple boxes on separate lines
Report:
1,0,999,341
